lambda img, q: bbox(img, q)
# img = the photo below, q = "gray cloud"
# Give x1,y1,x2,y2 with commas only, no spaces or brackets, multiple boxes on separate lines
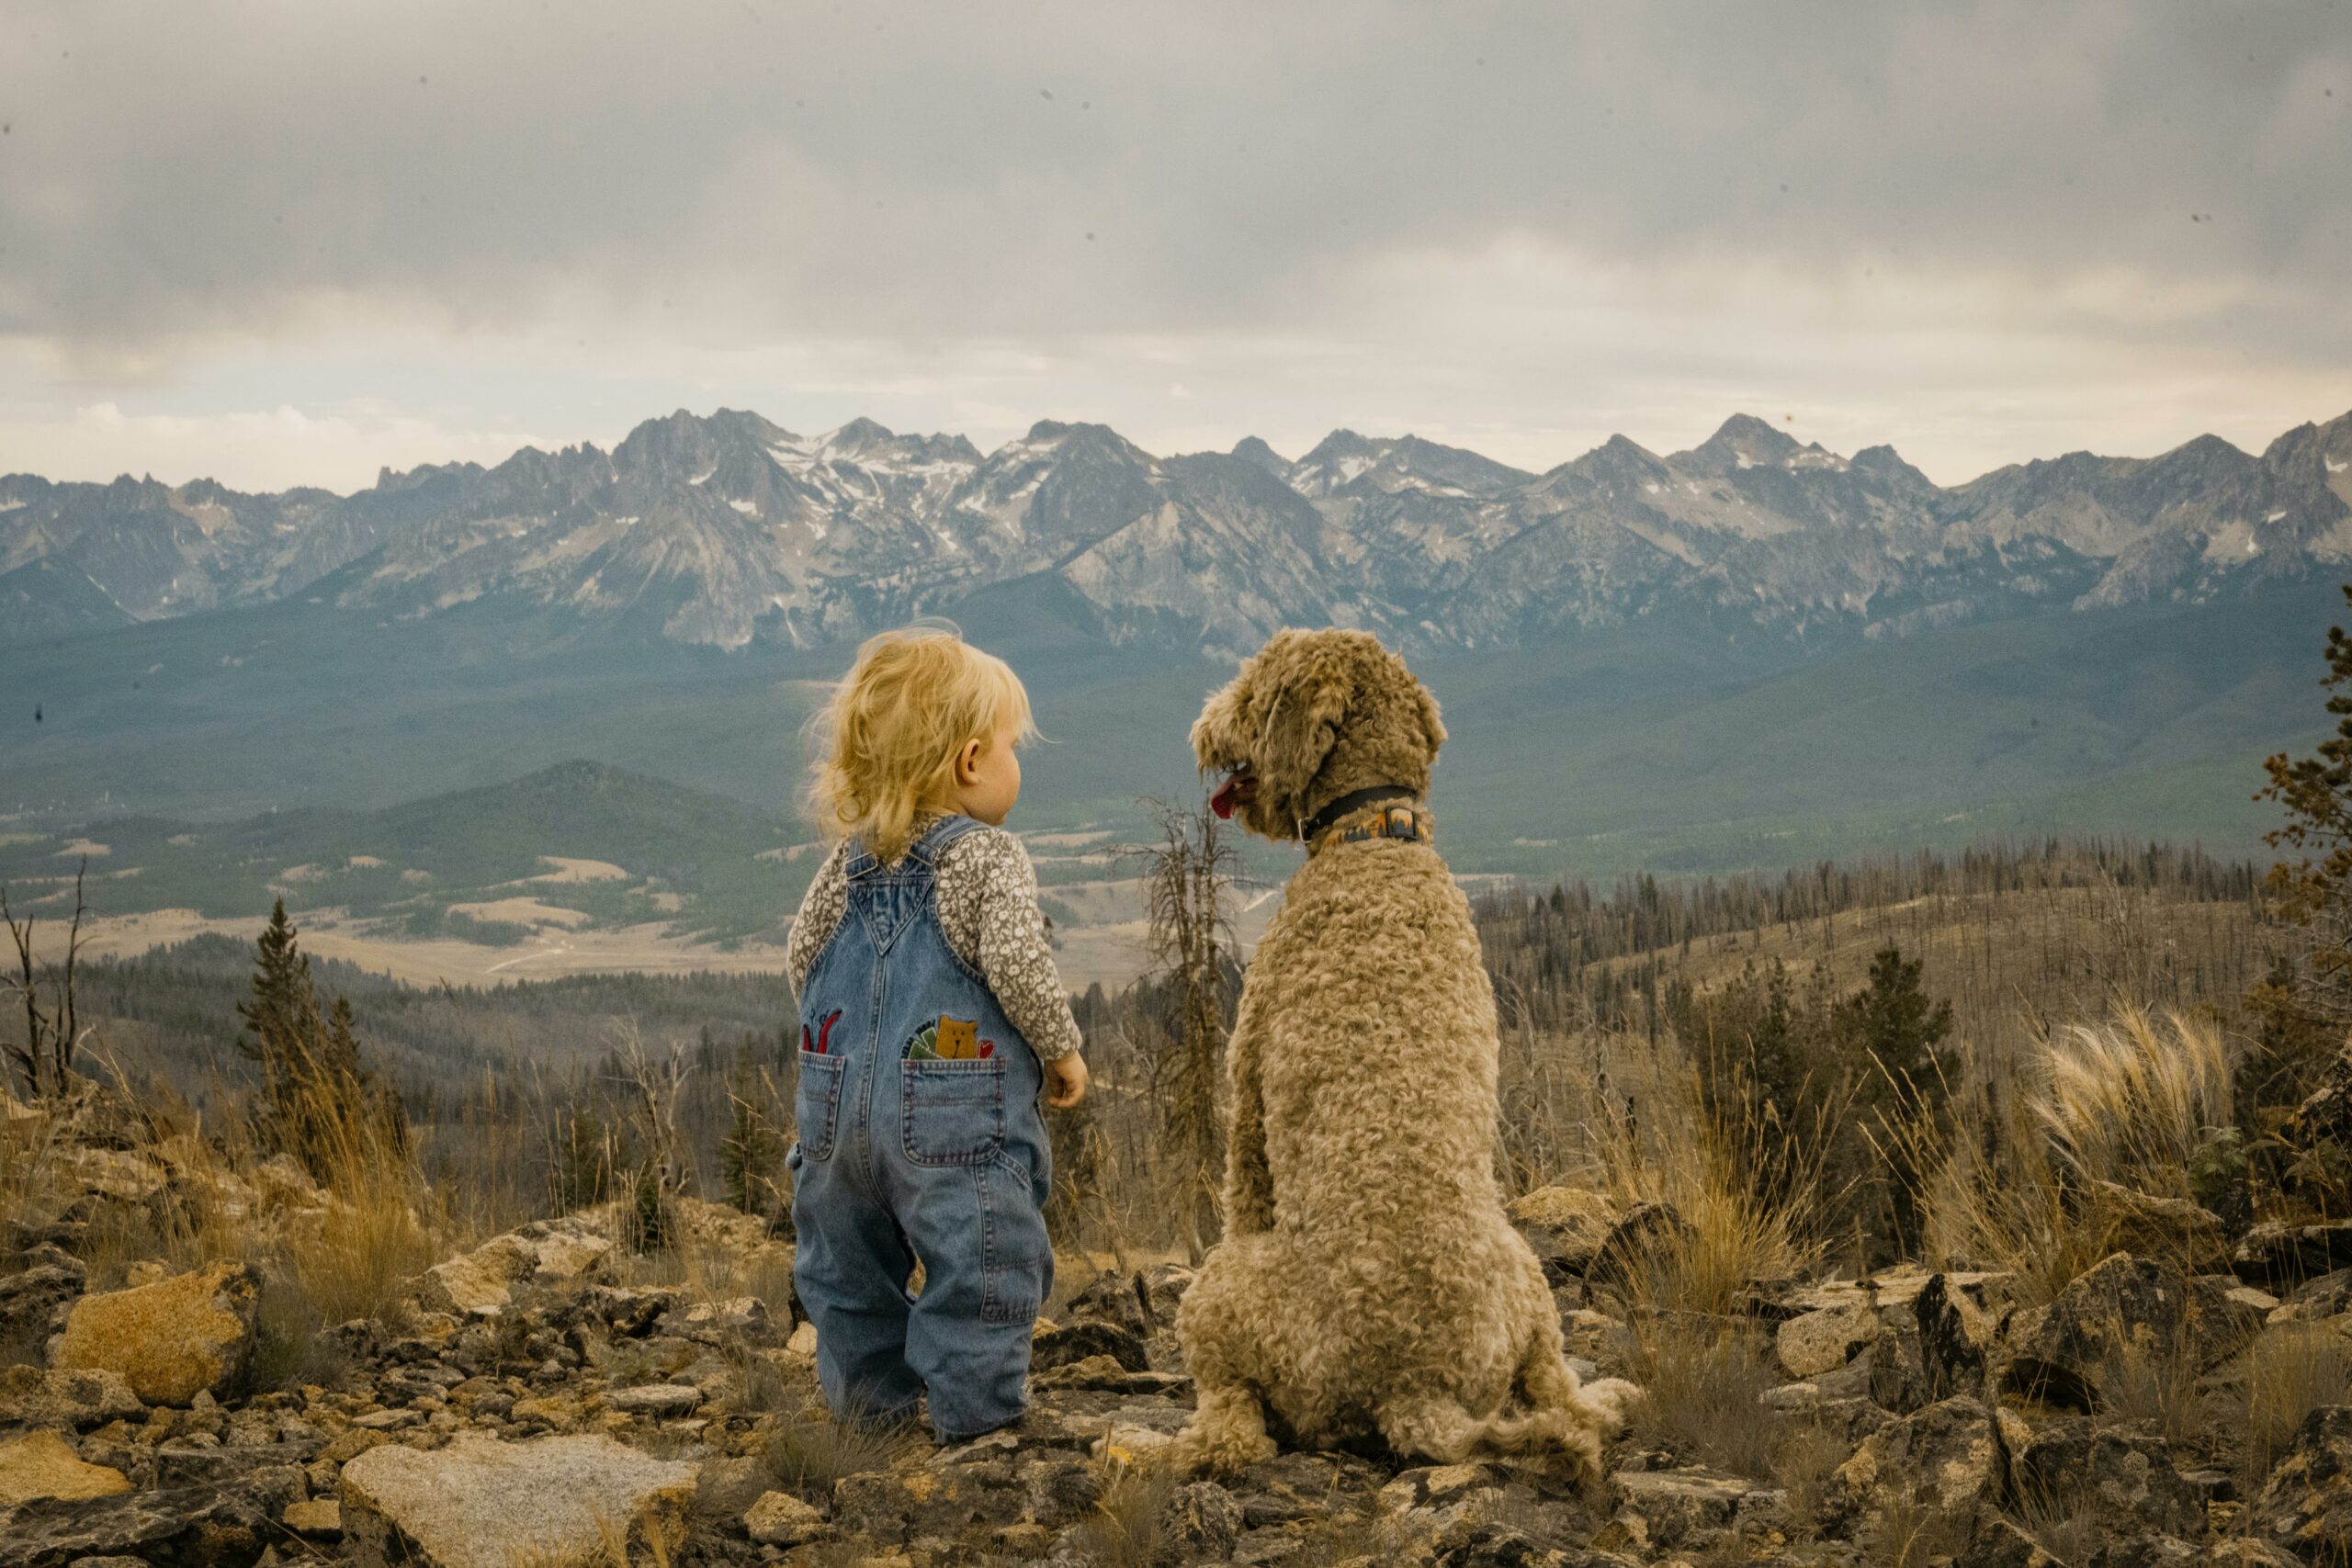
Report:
0,0,2347,488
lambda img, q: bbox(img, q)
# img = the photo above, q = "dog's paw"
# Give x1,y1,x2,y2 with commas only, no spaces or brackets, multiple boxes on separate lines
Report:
1168,1420,1277,1477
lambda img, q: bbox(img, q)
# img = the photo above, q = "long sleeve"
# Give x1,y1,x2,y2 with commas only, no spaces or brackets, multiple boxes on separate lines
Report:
784,840,852,1003
934,829,1085,1061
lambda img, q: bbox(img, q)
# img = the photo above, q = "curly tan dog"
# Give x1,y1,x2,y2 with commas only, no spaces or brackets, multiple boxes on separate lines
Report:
1169,626,1635,1479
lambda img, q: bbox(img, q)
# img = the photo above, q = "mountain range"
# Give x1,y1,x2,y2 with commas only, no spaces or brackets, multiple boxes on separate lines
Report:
8,405,2351,657
6,404,2348,903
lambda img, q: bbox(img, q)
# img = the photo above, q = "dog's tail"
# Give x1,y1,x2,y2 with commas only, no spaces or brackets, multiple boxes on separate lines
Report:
1464,1348,1642,1482
1378,1379,1635,1483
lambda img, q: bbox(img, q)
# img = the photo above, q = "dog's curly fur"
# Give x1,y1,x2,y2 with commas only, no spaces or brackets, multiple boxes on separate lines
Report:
1170,627,1636,1479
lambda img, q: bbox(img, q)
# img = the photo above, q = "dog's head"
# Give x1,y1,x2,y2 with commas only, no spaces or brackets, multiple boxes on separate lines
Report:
1191,627,1446,842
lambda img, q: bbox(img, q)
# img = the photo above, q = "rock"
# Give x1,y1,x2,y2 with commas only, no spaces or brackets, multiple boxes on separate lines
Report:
2086,1537,2202,1568
1955,1515,2063,1568
340,1433,697,1568
408,1216,615,1318
0,1466,301,1568
1585,1202,1692,1298
1606,1468,1773,1552
1508,1185,1623,1283
2008,1422,2202,1537
603,1382,703,1415
0,1365,142,1431
742,1489,828,1548
1033,1354,1191,1396
0,1262,85,1347
1778,1302,1878,1379
1832,1396,2000,1520
281,1498,342,1540
786,1320,818,1357
1064,1269,1152,1339
664,1295,773,1346
51,1260,259,1406
1159,1480,1243,1562
349,1408,421,1431
1869,1315,1931,1415
2252,1404,2352,1558
1780,1264,2007,1316
1138,1264,1195,1330
1916,1270,1993,1402
2272,1268,2352,1325
1032,1318,1149,1372
2233,1221,2352,1289
1999,1253,2235,1411
0,1430,132,1507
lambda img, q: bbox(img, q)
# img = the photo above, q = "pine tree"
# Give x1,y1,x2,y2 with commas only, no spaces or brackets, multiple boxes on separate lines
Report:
2260,583,2352,1022
236,899,315,1081
1840,944,1955,1258
234,901,406,1180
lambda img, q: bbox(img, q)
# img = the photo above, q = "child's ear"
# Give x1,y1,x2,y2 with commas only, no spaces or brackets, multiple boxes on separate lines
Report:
954,737,984,785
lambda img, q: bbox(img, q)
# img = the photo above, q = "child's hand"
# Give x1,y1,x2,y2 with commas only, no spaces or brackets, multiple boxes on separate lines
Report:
1044,1053,1090,1110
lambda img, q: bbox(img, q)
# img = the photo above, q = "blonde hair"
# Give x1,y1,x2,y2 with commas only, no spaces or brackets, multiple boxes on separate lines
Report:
800,623,1038,865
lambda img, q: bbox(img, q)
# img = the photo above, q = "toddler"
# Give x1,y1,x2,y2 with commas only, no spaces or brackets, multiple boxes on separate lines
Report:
784,625,1089,1443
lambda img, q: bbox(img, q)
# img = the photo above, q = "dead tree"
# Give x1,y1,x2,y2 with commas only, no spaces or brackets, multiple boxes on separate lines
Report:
2,859,91,1100
1139,798,1238,1264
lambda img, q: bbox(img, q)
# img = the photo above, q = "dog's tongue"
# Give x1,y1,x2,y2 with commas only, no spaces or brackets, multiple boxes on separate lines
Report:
1209,775,1241,819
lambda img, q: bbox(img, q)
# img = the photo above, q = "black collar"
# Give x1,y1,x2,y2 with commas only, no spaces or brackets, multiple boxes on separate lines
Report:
1299,784,1421,842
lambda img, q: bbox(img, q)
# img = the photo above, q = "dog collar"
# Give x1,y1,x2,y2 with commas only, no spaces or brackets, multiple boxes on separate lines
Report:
1298,784,1420,842
1308,800,1431,856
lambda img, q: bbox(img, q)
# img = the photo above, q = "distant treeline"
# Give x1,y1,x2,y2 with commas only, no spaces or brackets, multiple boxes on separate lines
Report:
1474,835,2264,1037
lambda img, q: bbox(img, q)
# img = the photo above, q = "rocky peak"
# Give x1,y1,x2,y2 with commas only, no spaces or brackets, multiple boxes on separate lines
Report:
1684,412,1806,473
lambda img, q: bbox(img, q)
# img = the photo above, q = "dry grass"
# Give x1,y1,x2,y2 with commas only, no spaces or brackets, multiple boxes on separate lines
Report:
760,1395,919,1503
1892,1005,2236,1304
1617,1316,1785,1479
1862,1495,1975,1567
1058,1461,1180,1568
2099,1339,2208,1445
1770,1418,1852,1533
2033,1007,2231,1201
2239,1323,2352,1493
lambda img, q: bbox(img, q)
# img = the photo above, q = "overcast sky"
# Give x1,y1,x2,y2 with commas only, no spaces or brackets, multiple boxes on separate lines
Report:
2,0,2348,491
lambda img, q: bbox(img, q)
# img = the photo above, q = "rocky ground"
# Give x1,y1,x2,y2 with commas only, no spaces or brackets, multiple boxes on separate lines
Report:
10,1089,2352,1566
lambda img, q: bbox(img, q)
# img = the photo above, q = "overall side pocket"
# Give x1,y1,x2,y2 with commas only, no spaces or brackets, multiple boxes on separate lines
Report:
978,1153,1051,1325
901,1057,1006,1167
794,1051,847,1162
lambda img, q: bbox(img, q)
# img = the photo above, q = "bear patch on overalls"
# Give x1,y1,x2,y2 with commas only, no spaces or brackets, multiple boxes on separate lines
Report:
787,814,1055,1441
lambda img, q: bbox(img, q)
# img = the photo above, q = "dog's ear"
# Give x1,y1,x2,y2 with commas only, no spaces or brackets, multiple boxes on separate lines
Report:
1255,642,1351,818
1413,679,1447,765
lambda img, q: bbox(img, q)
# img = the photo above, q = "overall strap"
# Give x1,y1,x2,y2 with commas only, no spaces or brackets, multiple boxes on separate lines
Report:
844,813,987,879
910,812,987,863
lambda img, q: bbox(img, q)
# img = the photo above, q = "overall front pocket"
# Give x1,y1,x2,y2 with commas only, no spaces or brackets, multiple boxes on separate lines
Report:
794,1051,847,1162
901,1057,1006,1167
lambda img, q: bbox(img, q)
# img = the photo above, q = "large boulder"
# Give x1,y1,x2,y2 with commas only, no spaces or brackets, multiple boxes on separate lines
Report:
0,1257,85,1348
2253,1403,2352,1558
0,1429,131,1507
409,1214,614,1318
1998,1253,2247,1411
1508,1185,1624,1283
339,1432,698,1568
2007,1422,2202,1538
1033,1318,1149,1373
51,1261,258,1406
0,1365,141,1431
1604,1467,1780,1554
1778,1302,1878,1380
0,1466,301,1568
2234,1221,2352,1290
1915,1270,1994,1402
1831,1396,2002,1522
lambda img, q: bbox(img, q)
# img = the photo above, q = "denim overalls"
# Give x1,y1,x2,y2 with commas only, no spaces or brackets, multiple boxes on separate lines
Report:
786,814,1055,1441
